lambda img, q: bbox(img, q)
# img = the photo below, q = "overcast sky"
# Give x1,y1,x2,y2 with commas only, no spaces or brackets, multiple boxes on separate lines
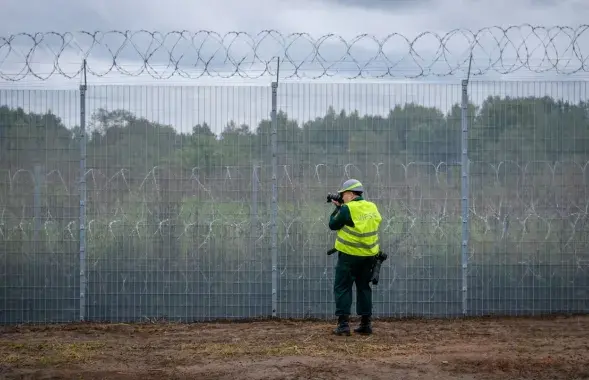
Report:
0,0,588,133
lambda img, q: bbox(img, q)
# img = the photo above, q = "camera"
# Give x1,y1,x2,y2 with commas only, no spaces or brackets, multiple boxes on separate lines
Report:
326,192,343,203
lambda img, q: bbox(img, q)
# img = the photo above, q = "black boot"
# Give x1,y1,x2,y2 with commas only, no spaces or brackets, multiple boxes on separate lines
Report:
354,315,372,335
333,315,351,336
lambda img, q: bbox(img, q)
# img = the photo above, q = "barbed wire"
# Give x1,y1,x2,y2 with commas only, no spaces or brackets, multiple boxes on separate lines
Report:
2,161,588,295
2,161,588,253
1,25,589,81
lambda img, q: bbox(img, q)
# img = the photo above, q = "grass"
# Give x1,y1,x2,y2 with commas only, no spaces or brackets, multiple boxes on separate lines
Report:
0,341,106,366
0,336,416,364
175,340,402,358
2,317,589,380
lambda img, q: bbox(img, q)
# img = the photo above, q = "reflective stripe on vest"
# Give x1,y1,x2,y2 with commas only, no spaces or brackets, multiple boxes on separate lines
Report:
334,200,382,256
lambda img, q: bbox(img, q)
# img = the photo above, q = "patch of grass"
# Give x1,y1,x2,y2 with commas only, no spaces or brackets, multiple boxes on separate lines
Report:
177,339,410,359
0,340,106,366
3,353,20,364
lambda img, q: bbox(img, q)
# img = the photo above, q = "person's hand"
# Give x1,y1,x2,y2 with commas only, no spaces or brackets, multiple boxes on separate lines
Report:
331,199,341,207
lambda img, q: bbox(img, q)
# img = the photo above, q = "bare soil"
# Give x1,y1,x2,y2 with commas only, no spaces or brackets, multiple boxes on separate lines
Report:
1,315,589,380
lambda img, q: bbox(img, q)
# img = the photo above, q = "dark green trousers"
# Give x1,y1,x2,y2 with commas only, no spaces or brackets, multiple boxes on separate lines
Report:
334,251,375,317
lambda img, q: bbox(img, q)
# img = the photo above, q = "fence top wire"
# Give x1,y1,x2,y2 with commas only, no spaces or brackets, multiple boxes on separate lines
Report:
0,25,588,81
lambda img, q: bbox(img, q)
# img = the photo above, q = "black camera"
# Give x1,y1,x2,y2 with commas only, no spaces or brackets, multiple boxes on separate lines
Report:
326,192,343,203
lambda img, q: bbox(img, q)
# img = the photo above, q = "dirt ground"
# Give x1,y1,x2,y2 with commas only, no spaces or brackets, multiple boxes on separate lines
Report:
1,315,588,380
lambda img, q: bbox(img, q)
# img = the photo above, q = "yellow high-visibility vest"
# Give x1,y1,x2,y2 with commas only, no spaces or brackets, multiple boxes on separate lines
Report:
334,200,382,256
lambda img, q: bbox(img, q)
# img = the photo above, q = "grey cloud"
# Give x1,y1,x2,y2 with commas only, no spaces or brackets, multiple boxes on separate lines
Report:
318,0,432,10
0,0,112,35
1,0,588,86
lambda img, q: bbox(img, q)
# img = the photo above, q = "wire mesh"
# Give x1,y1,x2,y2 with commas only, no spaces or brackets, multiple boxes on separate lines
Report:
467,81,589,315
0,81,588,323
83,85,272,322
275,83,463,318
0,89,80,323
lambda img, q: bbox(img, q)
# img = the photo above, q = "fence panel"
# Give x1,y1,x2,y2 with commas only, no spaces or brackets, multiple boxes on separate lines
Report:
84,85,272,322
1,81,588,323
275,82,464,318
0,89,80,323
467,81,589,315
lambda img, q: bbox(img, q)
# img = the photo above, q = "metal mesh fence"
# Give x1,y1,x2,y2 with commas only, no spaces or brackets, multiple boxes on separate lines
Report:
275,83,464,318
467,81,589,315
0,81,588,323
82,86,273,322
0,89,80,323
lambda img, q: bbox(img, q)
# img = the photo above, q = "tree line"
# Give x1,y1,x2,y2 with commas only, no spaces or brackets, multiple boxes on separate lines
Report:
1,94,588,190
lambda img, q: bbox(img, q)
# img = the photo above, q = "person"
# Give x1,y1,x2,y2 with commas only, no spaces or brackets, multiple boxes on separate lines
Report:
328,178,382,336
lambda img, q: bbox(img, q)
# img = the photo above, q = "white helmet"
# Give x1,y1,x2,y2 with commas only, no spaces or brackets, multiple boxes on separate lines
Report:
337,179,364,193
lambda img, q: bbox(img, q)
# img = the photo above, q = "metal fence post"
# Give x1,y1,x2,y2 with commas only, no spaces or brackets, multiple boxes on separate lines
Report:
270,81,278,318
460,79,470,316
79,61,87,321
251,164,259,246
33,164,42,244
251,164,259,314
33,122,43,251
